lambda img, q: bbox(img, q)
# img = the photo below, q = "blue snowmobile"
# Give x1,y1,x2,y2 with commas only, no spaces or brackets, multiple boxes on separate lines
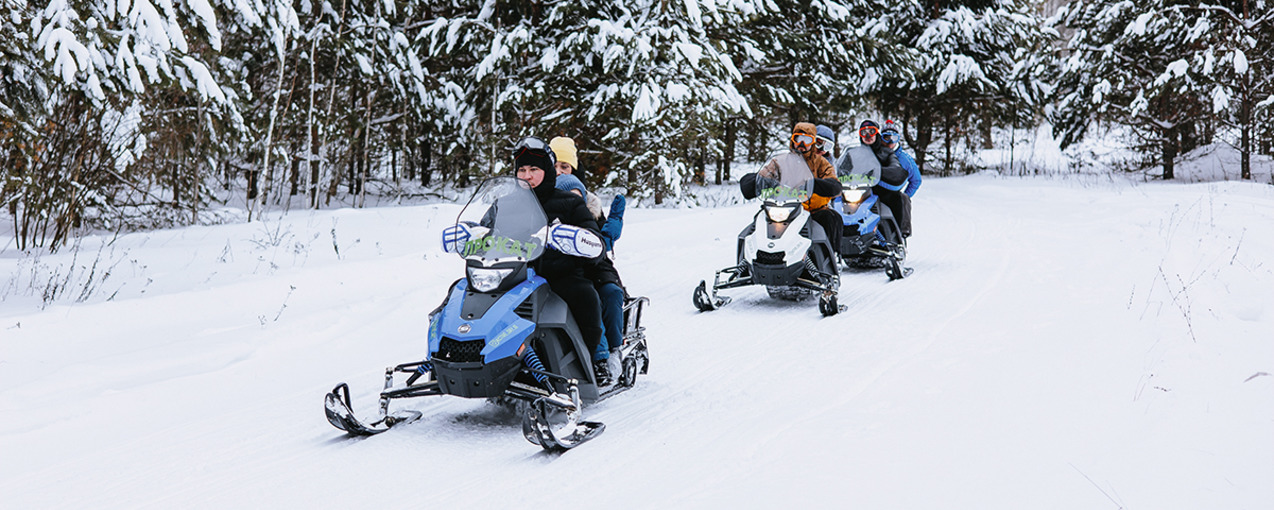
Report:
324,177,650,450
832,146,911,280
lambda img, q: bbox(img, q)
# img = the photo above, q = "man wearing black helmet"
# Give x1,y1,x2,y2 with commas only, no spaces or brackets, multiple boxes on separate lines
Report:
510,137,608,377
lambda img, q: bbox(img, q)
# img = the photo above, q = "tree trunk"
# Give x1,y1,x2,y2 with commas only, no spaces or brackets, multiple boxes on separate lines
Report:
1240,74,1252,180
911,107,933,175
1179,121,1199,154
724,118,736,181
247,168,259,201
1162,125,1177,180
289,134,301,197
627,132,639,188
981,107,993,149
422,138,432,186
347,131,359,195
693,150,705,185
306,34,320,209
254,48,288,221
309,123,320,207
943,105,954,176
744,120,754,162
404,129,416,184
172,157,183,205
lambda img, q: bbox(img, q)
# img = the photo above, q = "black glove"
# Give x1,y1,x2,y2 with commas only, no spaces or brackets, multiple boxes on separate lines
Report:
812,177,843,197
739,173,759,199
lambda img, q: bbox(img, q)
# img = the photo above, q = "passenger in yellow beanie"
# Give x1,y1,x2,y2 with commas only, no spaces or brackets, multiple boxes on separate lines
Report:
549,136,579,176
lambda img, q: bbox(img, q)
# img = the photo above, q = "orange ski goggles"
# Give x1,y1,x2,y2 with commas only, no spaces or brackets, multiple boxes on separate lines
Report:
791,133,815,150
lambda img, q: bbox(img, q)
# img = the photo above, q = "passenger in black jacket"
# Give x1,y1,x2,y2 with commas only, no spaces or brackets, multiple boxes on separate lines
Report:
858,120,909,234
511,137,606,375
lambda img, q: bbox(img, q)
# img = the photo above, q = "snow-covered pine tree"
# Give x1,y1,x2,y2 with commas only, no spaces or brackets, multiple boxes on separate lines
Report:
876,0,1054,175
1051,0,1248,179
3,0,246,248
575,0,751,201
725,0,915,161
1177,0,1273,180
421,0,752,201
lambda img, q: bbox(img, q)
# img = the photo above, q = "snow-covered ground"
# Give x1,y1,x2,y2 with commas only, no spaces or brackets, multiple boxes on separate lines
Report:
2,174,1272,509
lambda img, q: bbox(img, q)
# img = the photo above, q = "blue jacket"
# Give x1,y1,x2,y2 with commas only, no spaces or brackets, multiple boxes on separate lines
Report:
895,148,921,197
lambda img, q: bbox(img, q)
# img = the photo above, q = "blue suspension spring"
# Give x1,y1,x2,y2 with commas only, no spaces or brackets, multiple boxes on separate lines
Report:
522,348,549,385
415,361,433,375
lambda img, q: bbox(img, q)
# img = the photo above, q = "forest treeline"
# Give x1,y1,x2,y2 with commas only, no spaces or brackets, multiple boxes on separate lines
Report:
2,0,1271,249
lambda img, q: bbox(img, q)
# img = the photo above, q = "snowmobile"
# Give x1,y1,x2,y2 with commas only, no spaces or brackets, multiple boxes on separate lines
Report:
692,153,843,316
832,145,912,280
324,177,650,451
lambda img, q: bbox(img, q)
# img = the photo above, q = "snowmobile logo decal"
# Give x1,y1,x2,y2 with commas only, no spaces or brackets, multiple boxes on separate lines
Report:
757,187,809,202
486,320,531,352
462,235,540,259
458,324,471,333
839,173,872,186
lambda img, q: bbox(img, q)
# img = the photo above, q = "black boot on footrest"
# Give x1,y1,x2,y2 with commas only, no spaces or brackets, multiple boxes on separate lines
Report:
593,359,613,387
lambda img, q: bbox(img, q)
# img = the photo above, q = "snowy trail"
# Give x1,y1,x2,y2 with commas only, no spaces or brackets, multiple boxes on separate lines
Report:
1,175,1271,509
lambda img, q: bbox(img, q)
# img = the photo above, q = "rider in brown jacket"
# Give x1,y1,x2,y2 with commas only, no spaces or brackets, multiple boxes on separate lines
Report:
752,122,844,259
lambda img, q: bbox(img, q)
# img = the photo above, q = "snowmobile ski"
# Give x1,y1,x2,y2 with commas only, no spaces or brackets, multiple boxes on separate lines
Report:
885,258,914,280
324,383,422,436
523,384,606,450
693,280,730,311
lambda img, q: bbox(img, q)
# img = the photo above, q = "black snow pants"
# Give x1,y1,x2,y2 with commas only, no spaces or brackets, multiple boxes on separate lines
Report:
872,186,911,238
809,208,844,262
546,274,604,360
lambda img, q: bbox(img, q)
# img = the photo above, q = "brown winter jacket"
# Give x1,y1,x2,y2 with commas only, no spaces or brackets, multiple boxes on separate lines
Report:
759,122,837,211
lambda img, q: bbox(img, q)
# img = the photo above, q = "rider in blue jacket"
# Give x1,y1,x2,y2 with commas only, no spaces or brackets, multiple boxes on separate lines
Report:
880,120,919,237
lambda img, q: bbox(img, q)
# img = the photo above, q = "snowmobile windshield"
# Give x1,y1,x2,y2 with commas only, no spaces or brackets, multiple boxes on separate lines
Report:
454,177,548,264
834,145,882,188
755,152,816,205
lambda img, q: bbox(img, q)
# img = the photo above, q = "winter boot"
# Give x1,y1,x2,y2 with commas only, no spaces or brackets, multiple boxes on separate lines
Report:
593,358,613,387
607,349,623,383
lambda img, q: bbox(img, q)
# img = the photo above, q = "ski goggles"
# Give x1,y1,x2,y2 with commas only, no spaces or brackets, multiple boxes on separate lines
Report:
816,136,834,153
790,133,815,150
858,126,879,139
880,130,899,144
512,136,552,160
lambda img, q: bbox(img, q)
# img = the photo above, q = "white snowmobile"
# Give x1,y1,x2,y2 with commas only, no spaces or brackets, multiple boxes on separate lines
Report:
692,153,843,316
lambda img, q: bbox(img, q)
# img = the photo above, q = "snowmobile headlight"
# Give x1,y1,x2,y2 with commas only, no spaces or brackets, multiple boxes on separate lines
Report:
765,204,799,223
467,267,513,292
842,188,867,203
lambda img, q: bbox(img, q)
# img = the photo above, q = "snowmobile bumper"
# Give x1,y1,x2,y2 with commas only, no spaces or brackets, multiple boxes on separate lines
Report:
750,260,805,287
433,356,523,399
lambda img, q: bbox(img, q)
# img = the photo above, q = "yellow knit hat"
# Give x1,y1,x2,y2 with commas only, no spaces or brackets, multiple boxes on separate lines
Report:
549,136,578,171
